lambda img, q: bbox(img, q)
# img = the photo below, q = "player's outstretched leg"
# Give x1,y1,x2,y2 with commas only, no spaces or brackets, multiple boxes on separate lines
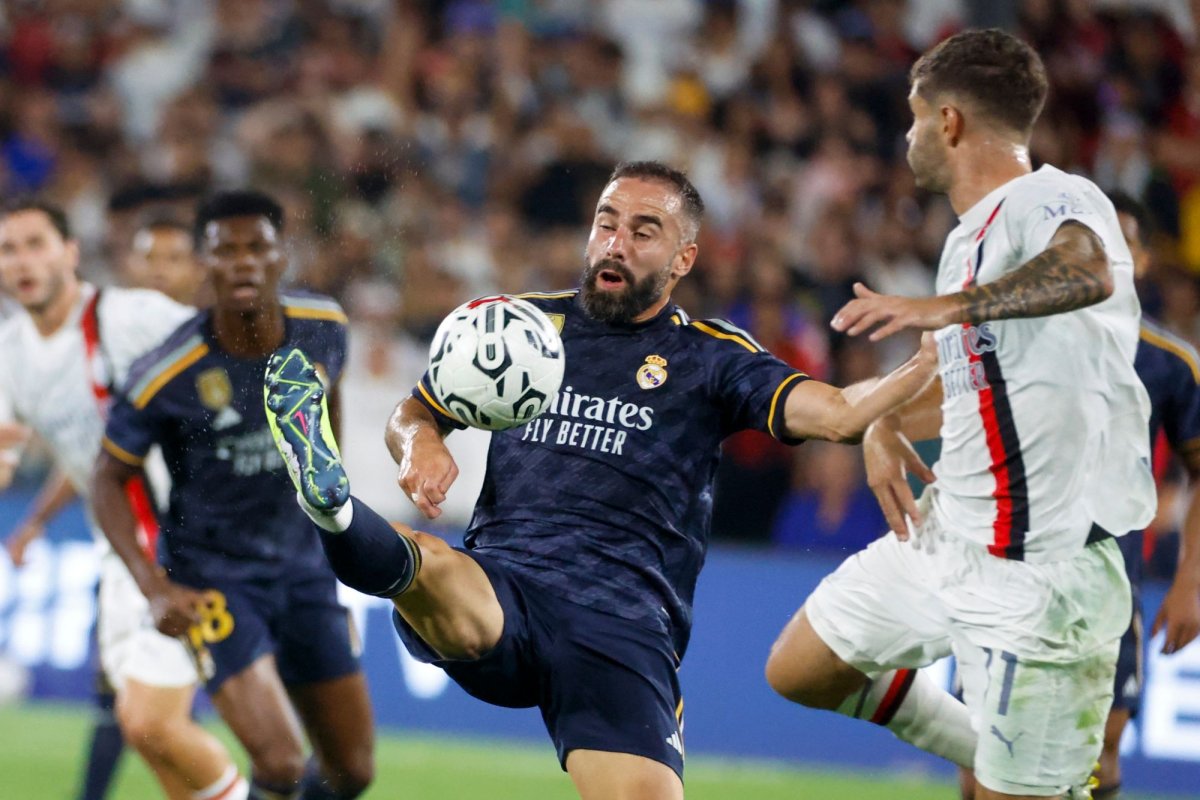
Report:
265,348,420,598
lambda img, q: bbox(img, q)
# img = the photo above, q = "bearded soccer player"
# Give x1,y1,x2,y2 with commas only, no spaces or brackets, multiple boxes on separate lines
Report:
263,160,939,799
764,30,1155,800
92,190,373,799
0,200,246,799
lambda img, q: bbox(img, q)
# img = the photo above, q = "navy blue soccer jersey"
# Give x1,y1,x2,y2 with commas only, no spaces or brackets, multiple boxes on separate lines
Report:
413,291,808,656
1136,319,1200,454
102,292,348,582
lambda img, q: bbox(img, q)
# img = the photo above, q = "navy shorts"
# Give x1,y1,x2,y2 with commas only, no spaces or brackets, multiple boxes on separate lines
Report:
174,568,361,693
392,549,686,777
1112,532,1145,716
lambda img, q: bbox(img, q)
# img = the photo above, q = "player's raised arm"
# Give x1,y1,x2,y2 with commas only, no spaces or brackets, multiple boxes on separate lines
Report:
780,334,939,444
833,221,1114,342
386,396,460,520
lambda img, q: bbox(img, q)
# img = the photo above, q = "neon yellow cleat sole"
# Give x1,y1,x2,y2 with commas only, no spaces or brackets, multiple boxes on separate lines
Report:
264,348,349,511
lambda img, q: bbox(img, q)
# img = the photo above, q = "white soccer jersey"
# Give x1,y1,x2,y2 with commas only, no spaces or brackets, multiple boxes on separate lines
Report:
0,284,193,524
930,165,1156,562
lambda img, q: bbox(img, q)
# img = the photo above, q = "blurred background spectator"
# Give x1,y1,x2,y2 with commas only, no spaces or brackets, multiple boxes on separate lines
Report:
2,0,1197,567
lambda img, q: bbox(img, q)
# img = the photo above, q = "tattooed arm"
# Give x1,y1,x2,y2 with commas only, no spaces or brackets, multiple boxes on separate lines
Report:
832,221,1113,341
954,221,1112,323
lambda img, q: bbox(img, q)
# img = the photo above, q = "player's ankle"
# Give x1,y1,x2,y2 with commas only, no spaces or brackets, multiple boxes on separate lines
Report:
298,493,354,533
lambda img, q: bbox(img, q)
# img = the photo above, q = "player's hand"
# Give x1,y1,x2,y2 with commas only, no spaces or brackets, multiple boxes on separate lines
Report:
398,430,459,520
863,417,936,540
1153,576,1200,655
147,578,205,637
5,518,46,567
831,283,956,342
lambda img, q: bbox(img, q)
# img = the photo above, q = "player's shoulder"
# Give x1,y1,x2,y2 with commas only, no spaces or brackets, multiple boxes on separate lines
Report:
677,310,767,355
1004,165,1107,217
122,314,210,409
1139,317,1200,384
0,310,28,350
280,290,348,327
511,289,578,312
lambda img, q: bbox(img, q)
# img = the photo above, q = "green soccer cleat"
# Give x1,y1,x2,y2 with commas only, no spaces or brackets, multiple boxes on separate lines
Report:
264,347,349,512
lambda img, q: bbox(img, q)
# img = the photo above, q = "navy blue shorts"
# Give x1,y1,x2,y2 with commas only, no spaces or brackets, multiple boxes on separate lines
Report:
174,568,361,693
392,549,686,777
1112,532,1145,716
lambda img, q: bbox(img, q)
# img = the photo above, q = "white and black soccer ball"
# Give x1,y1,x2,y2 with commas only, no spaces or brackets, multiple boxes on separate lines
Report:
427,295,565,431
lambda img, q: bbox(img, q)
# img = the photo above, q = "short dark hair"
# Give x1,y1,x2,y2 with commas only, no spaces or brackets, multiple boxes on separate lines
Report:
606,161,705,241
1108,191,1152,246
137,211,192,238
910,29,1048,136
1,198,72,241
193,189,285,250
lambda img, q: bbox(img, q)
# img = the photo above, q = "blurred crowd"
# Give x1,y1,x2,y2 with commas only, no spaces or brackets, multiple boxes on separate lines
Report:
2,0,1198,563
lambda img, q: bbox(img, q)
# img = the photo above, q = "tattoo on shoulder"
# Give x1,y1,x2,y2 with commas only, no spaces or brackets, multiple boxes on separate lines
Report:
955,222,1111,324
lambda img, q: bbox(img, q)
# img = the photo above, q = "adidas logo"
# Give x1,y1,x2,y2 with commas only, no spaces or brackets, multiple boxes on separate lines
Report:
665,731,684,757
212,406,243,431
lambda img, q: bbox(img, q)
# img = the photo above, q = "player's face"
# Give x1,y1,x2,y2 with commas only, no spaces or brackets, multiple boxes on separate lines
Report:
582,177,697,323
200,216,285,313
127,227,203,305
0,210,79,314
906,85,951,192
1117,211,1152,280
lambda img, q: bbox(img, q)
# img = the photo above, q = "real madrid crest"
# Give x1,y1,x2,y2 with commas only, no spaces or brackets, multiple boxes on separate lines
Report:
196,368,233,410
636,354,668,390
197,367,243,430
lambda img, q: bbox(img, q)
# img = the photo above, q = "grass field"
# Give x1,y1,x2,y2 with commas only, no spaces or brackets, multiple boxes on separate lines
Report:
0,703,1177,799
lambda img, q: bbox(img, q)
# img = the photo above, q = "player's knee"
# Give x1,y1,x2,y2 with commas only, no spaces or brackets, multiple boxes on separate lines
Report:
324,752,374,797
115,702,178,759
764,646,859,710
251,744,307,788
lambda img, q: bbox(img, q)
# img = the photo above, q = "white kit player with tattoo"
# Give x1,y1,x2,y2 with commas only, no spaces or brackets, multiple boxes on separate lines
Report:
765,30,1154,800
0,202,247,800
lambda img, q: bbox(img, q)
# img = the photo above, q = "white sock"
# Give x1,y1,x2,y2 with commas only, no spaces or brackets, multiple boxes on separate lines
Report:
297,493,355,533
837,668,977,767
193,765,249,800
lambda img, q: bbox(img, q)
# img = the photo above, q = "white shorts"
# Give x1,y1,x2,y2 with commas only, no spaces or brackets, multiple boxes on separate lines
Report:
97,553,199,691
805,510,1129,797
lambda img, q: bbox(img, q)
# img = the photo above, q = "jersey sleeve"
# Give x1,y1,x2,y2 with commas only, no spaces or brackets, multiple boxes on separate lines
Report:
411,372,469,431
1007,176,1111,264
698,321,809,443
102,391,166,467
321,319,348,384
1162,346,1200,459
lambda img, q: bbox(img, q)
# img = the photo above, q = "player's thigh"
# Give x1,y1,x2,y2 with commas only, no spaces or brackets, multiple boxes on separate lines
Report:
961,642,1117,798
287,672,374,786
114,678,195,745
566,750,683,800
542,604,686,783
212,654,307,776
393,533,505,660
792,532,952,680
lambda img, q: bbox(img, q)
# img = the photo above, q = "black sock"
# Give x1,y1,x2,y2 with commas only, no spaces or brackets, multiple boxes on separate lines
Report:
76,689,124,800
318,496,420,598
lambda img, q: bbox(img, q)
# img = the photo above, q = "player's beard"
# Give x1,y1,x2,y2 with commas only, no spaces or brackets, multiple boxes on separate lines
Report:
579,258,672,324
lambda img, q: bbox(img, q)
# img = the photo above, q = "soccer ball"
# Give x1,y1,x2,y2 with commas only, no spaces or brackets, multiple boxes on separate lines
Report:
427,295,565,431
